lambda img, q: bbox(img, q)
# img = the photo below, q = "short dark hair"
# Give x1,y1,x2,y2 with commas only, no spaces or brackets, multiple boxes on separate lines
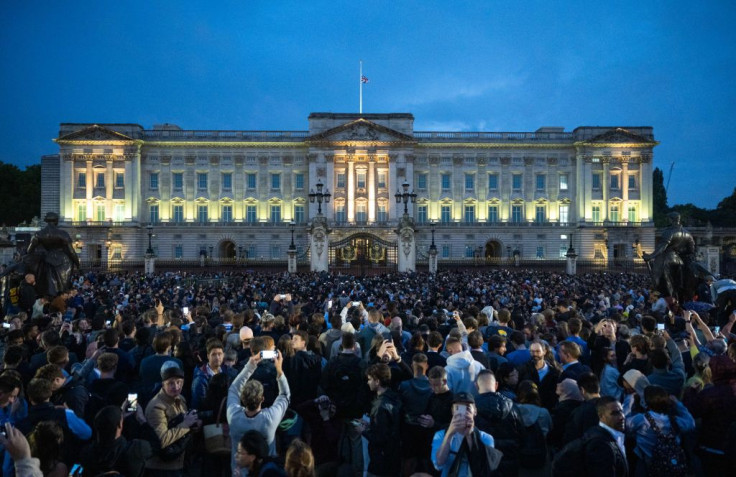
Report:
35,364,63,381
644,385,672,413
152,332,173,354
641,315,657,332
341,331,355,350
467,331,484,349
0,374,22,394
2,346,23,366
596,395,620,417
489,335,506,352
427,331,443,348
577,372,600,394
650,349,670,370
428,365,446,380
103,328,120,348
206,338,225,355
26,378,53,404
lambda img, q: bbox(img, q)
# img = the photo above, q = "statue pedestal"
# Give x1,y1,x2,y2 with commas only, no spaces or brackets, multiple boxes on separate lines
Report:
704,246,720,276
310,216,330,273
566,255,578,275
428,248,438,275
144,255,156,275
287,249,297,274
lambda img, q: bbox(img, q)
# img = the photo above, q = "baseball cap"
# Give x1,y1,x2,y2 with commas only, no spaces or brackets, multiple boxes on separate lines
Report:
452,392,475,405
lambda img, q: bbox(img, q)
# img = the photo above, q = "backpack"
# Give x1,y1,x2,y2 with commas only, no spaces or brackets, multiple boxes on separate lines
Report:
327,355,362,414
552,432,594,477
644,412,688,477
518,421,547,469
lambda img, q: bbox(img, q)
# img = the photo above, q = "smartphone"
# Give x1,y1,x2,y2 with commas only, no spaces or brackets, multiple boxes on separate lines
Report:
656,323,665,331
70,464,84,476
280,294,287,300
127,393,138,412
327,300,333,308
715,326,721,335
182,306,189,315
2,323,10,329
455,404,467,415
260,350,278,360
106,320,112,327
352,301,360,307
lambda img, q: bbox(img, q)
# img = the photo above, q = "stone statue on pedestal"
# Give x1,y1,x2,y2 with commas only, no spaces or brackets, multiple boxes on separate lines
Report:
24,212,80,297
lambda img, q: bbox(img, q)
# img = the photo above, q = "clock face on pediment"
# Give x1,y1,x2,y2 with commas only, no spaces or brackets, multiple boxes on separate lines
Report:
57,125,135,142
307,118,414,144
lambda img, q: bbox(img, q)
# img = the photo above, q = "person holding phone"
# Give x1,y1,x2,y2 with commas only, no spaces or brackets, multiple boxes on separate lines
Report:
227,348,290,476
432,392,496,476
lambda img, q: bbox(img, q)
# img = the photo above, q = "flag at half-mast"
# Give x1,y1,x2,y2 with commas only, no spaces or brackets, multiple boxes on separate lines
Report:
361,75,369,83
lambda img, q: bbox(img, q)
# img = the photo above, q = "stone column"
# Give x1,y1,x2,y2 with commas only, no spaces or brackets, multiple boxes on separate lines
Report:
565,235,578,275
310,216,330,272
368,158,376,222
428,246,438,274
145,254,156,275
347,160,355,222
396,215,416,272
287,248,297,274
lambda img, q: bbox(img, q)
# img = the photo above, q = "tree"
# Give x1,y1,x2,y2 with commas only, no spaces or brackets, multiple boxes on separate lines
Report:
652,167,669,227
0,161,41,226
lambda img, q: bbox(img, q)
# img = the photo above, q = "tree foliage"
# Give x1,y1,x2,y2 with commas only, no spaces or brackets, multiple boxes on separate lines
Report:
0,162,41,226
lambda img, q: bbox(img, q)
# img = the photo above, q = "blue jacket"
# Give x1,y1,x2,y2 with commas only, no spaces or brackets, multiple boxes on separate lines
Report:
190,363,237,409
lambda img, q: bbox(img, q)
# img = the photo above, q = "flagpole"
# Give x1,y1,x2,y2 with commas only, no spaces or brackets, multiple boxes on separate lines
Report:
359,60,363,114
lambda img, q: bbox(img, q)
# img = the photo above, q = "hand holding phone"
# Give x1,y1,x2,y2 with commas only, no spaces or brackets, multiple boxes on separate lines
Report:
260,350,278,360
127,393,138,412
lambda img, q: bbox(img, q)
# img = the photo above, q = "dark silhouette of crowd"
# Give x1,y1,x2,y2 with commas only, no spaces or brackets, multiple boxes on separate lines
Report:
0,267,734,476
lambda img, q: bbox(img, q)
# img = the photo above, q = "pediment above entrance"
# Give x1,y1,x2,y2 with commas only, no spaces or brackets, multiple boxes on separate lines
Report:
56,125,137,143
306,118,415,145
578,128,655,146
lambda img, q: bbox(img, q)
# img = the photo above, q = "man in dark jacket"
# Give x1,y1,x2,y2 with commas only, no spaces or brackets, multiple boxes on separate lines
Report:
80,405,152,477
18,273,37,316
321,333,365,419
558,340,592,383
563,372,602,445
474,369,524,475
284,330,322,405
361,363,402,477
398,353,433,476
581,396,628,476
518,341,561,410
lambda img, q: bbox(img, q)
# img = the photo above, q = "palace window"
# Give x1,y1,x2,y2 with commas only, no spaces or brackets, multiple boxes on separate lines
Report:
270,204,281,223
559,174,568,191
488,174,498,191
377,204,388,223
442,244,451,258
96,172,106,189
559,204,569,224
441,205,451,223
610,204,620,222
222,173,232,191
337,173,346,189
197,173,208,190
271,174,281,190
77,172,86,188
592,205,601,223
115,172,124,188
628,173,637,189
512,174,522,191
173,173,183,190
628,205,637,222
465,174,475,192
77,203,86,221
246,205,257,223
488,205,498,223
149,204,159,223
222,205,233,222
173,205,184,223
464,205,475,223
335,204,346,223
610,174,620,190
378,172,387,189
592,173,601,190
149,173,158,190
197,205,208,223
441,174,451,190
416,205,427,224
295,173,304,190
294,205,305,224
417,173,427,190
175,245,183,259
113,204,124,222
96,204,105,222
536,205,546,223
512,205,523,223
246,173,257,190
536,174,546,191
356,204,367,222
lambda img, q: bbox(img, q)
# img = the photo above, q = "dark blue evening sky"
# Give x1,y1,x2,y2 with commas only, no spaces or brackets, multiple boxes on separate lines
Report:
1,1,734,208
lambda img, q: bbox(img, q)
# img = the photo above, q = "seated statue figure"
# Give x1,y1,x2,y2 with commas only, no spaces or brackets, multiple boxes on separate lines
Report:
23,212,80,297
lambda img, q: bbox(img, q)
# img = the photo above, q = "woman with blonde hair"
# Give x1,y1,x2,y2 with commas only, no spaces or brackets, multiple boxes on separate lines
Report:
284,438,315,477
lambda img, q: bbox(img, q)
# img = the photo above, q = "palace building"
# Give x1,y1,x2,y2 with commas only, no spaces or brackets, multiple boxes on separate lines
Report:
42,112,657,272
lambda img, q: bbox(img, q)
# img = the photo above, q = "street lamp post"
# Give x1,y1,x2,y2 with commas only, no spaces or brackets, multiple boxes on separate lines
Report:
287,221,297,273
144,224,155,275
428,221,438,274
309,180,331,215
429,221,437,254
146,224,154,256
289,221,296,252
394,180,417,216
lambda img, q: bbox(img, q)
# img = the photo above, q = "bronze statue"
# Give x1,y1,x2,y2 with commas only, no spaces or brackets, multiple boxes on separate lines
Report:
643,212,710,308
24,212,80,297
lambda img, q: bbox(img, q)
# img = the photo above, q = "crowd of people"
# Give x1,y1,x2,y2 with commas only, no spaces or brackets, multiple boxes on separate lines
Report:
0,267,734,477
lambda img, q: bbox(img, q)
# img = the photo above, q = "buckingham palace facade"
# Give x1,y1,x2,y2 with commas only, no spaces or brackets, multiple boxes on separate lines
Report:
42,112,657,272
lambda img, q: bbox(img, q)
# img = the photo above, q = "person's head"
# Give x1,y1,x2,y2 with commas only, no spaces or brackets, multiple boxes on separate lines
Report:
341,331,356,351
603,347,617,366
641,315,657,334
445,336,463,356
206,339,225,370
0,374,22,408
577,372,601,398
475,369,497,394
667,211,681,225
239,326,254,348
46,345,70,368
517,380,541,406
692,352,712,384
121,319,136,337
291,330,309,352
411,352,428,376
26,378,53,405
28,420,64,473
497,308,511,324
94,405,124,445
160,364,185,398
97,352,119,375
153,331,173,354
650,348,670,371
629,334,651,355
241,380,265,412
39,329,61,350
284,438,315,477
24,273,35,285
427,331,443,350
644,385,673,414
529,341,546,364
236,430,269,471
558,340,581,364
102,328,120,348
597,395,625,432
489,335,507,355
556,378,584,402
452,392,477,434
428,365,448,394
365,363,391,392
467,330,484,350
568,317,582,335
35,364,65,391
496,361,519,389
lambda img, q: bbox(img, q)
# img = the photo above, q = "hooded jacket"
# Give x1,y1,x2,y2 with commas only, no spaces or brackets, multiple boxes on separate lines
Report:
80,436,152,477
398,376,432,423
445,350,485,395
474,391,524,475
